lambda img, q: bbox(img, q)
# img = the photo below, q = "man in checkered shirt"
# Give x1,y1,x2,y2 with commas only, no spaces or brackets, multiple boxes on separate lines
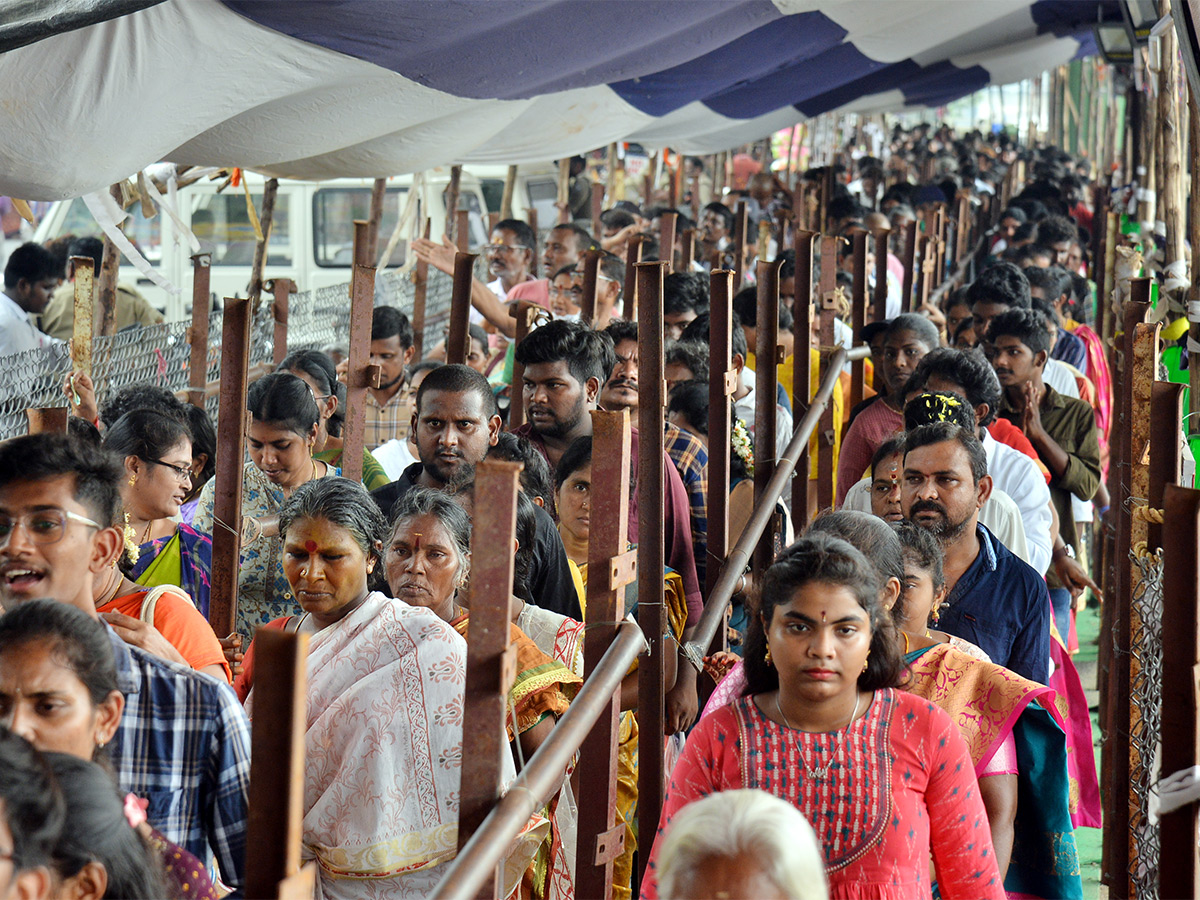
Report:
0,433,251,894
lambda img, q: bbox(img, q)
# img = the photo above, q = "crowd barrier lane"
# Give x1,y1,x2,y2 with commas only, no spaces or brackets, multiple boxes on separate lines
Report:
430,619,648,900
683,344,870,667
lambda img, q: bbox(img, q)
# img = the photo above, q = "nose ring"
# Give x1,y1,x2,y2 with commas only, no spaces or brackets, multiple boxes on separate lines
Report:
300,569,308,578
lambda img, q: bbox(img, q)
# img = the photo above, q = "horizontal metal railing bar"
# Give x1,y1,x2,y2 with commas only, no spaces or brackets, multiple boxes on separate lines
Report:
430,617,648,900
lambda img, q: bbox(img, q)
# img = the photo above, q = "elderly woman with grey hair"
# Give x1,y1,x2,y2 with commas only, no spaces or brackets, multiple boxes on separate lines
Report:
655,789,827,900
237,477,496,900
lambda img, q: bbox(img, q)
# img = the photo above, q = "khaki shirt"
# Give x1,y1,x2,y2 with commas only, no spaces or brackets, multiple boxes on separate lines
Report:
40,280,163,340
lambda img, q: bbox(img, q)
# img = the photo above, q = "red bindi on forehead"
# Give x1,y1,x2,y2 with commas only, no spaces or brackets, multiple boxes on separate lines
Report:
305,540,318,553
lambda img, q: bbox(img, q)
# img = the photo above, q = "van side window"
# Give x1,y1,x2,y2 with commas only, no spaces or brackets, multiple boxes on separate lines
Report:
192,194,292,267
314,188,408,267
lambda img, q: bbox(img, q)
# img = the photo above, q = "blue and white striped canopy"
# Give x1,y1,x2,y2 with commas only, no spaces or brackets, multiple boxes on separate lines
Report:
0,0,1110,199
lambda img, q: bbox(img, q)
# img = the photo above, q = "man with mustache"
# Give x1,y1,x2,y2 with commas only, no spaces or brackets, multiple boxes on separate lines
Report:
989,308,1100,637
371,363,580,619
514,319,704,731
412,219,539,338
902,421,1050,683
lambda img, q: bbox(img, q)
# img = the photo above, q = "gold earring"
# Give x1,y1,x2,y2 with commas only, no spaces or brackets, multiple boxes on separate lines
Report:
764,646,773,666
128,474,137,487
862,653,870,672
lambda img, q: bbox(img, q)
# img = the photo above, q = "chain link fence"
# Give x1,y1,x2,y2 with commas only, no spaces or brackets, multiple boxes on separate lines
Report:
0,267,454,440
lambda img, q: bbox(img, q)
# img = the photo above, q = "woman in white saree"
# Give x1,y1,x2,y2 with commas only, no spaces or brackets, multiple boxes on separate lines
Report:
246,478,538,899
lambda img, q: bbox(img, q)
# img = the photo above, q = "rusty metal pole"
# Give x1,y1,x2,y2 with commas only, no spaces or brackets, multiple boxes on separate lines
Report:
270,279,293,366
591,182,605,241
622,235,645,321
900,219,918,313
342,223,381,484
576,410,633,900
578,248,601,328
457,460,521,899
208,297,252,639
871,227,889,324
186,253,212,408
707,270,735,598
446,251,477,366
455,210,471,253
753,258,782,576
528,209,540,278
792,231,818,523
816,235,839,512
679,228,695,273
848,230,868,411
1102,293,1151,893
1161,482,1200,899
954,192,971,268
659,211,678,275
635,261,669,886
412,219,431,359
732,200,748,291
507,306,534,432
244,629,316,900
69,256,94,375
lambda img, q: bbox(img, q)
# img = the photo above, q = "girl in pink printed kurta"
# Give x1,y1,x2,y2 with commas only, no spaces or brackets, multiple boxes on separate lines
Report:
641,533,1002,900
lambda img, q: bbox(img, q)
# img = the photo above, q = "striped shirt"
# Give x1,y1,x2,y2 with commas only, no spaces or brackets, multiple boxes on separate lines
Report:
106,627,251,893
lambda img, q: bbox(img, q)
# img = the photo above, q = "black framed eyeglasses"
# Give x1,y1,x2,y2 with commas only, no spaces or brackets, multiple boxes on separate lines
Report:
144,459,193,484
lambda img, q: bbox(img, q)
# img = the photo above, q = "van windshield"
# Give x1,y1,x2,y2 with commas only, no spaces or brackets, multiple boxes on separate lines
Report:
313,188,409,267
313,186,488,267
191,193,292,267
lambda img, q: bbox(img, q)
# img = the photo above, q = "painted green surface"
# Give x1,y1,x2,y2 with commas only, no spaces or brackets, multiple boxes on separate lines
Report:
1073,600,1103,897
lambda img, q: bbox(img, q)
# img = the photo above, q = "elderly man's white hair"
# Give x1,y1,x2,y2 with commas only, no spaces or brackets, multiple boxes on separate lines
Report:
656,789,827,899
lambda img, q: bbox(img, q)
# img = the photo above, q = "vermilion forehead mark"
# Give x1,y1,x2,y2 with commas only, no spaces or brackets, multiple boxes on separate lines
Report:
413,533,422,551
305,540,318,553
821,610,827,623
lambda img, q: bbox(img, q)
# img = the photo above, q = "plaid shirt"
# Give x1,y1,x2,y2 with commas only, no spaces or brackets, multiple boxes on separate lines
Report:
664,423,708,587
363,383,414,449
106,628,251,893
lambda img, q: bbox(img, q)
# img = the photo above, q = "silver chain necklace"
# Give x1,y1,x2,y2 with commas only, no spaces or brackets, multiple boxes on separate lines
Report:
775,691,861,782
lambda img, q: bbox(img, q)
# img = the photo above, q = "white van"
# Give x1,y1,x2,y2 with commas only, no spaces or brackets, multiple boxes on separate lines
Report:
32,169,490,321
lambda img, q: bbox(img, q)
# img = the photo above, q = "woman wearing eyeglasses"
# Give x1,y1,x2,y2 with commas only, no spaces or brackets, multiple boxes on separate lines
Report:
99,409,229,682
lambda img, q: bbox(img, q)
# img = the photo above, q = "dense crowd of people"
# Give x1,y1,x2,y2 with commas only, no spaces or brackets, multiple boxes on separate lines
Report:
0,123,1114,899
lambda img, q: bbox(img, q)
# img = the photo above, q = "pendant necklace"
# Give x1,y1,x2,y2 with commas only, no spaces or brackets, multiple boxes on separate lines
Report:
776,691,861,782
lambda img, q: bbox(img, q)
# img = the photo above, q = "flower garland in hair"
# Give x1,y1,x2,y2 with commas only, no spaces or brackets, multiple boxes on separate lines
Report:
122,512,140,565
731,418,755,477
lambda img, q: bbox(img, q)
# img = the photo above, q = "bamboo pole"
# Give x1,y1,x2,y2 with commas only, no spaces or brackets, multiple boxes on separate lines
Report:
95,184,123,338
366,177,387,262
557,157,572,225
500,164,518,221
248,177,279,310
70,257,94,374
445,165,462,244
1189,89,1200,427
1159,0,1187,323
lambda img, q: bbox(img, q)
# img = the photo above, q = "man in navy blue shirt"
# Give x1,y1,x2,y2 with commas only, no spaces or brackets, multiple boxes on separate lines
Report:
901,421,1050,683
